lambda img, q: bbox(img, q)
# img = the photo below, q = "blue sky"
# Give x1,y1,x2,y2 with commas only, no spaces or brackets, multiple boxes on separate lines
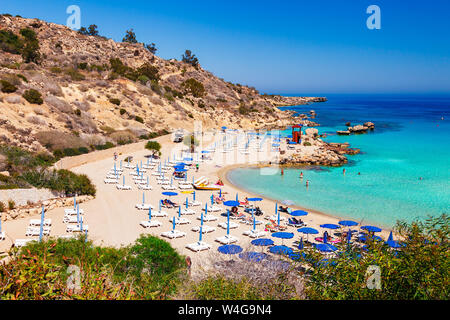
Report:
2,0,449,94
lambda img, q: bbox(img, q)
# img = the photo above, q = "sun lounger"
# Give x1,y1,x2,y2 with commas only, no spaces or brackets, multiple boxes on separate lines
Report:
287,218,305,227
123,164,135,169
116,184,132,190
169,217,191,225
138,184,153,190
186,241,211,252
218,221,239,229
106,174,120,180
152,210,168,217
140,220,162,228
0,232,5,241
162,185,177,190
180,208,196,215
29,218,52,226
191,225,216,233
189,200,202,207
161,230,186,239
26,226,51,236
157,181,170,185
203,205,221,212
135,203,154,210
197,214,218,222
66,224,89,233
215,234,239,244
266,215,287,221
104,178,119,184
178,184,193,190
58,234,76,239
64,216,82,223
65,208,84,215
152,171,163,176
243,229,267,238
14,238,36,248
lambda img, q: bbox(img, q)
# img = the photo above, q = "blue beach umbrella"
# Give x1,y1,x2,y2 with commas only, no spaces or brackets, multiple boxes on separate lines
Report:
269,245,293,255
199,225,203,242
387,231,394,242
73,195,77,210
185,197,189,209
80,216,83,232
361,225,382,233
323,232,328,244
272,232,294,246
298,227,319,235
148,207,152,221
123,175,125,186
39,205,45,242
142,192,145,205
223,200,240,207
290,210,308,217
235,193,239,202
298,237,304,250
178,206,181,218
315,243,338,252
158,200,162,212
76,204,80,224
219,189,222,197
172,216,176,230
339,220,358,227
204,203,208,215
248,198,263,202
218,244,243,255
193,191,196,201
162,191,178,197
320,224,341,230
226,210,230,235
120,160,122,169
211,194,214,205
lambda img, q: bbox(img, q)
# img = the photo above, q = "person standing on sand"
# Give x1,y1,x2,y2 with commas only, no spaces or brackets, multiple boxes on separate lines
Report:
113,152,118,161
186,256,192,276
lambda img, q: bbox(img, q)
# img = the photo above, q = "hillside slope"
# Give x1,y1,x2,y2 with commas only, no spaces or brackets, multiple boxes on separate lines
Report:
0,15,325,154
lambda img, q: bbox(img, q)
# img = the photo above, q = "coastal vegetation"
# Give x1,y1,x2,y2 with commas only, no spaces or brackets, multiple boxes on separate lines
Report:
0,215,446,300
0,145,96,196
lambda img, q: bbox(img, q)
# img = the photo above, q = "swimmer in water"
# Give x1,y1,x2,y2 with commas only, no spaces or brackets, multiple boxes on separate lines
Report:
281,168,284,176
306,180,310,188
343,168,346,175
300,172,303,179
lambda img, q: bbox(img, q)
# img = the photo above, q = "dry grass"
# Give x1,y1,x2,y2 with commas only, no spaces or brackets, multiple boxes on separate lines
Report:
35,130,87,150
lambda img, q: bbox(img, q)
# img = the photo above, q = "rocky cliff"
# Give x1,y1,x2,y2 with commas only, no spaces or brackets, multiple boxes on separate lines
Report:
0,15,325,154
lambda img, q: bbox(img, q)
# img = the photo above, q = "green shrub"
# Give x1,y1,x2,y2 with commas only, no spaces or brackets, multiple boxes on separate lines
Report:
0,202,5,213
0,80,17,93
50,67,62,74
109,98,121,106
94,142,115,150
137,75,149,85
7,199,15,210
74,109,81,116
181,78,205,98
17,74,28,82
65,68,85,81
134,115,144,123
119,108,126,115
303,142,311,146
145,141,161,156
0,29,23,54
22,89,43,104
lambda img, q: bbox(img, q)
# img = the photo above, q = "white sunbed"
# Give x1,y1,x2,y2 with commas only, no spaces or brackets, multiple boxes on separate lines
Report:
138,184,153,190
162,185,177,190
189,200,202,207
66,224,89,233
266,215,287,222
180,208,196,215
178,184,193,190
158,181,171,186
123,164,135,169
26,226,51,236
203,205,221,212
191,225,216,233
63,216,82,224
161,230,186,239
243,229,268,238
152,171,163,176
215,234,239,245
197,214,218,222
169,217,191,225
218,222,239,229
140,220,162,228
0,231,5,241
106,174,121,179
186,241,211,252
29,218,52,226
151,210,168,217
135,203,154,210
58,234,76,239
14,238,36,248
104,178,119,184
142,165,155,170
117,184,132,190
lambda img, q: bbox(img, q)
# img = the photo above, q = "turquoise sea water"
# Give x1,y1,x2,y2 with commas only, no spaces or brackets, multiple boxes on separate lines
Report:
228,95,450,228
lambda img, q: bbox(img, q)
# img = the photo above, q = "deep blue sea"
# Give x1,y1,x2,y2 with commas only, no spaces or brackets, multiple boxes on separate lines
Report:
228,95,450,228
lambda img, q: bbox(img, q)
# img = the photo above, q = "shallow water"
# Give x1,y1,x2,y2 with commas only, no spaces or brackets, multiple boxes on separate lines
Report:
228,95,450,228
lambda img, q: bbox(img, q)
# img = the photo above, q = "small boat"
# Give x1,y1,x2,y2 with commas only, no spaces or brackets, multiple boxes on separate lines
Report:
193,176,222,191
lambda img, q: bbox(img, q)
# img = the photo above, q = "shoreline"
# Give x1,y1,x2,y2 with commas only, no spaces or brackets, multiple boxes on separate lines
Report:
218,164,393,232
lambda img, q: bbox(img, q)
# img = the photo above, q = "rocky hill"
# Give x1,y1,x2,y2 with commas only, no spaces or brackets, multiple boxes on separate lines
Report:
0,15,325,154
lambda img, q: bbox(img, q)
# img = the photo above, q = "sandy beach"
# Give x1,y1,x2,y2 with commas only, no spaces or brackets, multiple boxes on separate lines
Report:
0,130,389,270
